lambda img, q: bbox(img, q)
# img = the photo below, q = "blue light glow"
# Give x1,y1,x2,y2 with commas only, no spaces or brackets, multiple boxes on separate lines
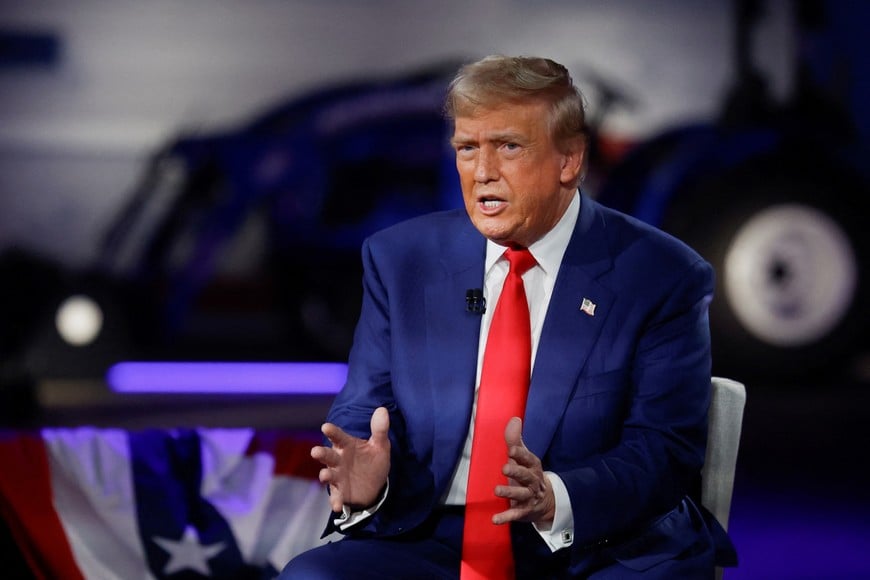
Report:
106,362,347,394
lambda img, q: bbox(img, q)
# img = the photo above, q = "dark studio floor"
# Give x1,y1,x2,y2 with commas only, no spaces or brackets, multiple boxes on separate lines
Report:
724,373,870,579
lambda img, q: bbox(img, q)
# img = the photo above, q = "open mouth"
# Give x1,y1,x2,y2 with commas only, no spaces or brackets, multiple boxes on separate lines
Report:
478,195,507,212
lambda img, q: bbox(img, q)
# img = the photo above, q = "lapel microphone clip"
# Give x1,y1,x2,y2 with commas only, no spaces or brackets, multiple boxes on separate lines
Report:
465,288,486,314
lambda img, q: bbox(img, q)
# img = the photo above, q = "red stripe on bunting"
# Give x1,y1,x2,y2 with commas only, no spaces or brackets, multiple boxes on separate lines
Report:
0,432,84,580
244,430,323,480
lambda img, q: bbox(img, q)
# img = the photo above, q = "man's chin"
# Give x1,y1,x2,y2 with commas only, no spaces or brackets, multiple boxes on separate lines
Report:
479,228,517,247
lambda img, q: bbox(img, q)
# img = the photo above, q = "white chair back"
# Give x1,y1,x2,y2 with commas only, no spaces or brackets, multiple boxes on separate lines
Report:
701,377,747,532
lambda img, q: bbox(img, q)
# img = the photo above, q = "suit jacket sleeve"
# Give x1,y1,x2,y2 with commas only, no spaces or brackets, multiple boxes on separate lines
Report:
320,233,443,537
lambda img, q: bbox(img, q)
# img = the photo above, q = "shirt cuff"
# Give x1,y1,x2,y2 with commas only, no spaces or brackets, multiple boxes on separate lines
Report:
332,479,390,530
533,472,574,552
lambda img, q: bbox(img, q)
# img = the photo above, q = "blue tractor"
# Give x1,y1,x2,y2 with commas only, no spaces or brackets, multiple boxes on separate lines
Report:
93,62,463,364
595,0,869,381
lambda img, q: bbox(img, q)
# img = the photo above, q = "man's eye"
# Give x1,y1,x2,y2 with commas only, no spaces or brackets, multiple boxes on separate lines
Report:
503,142,520,151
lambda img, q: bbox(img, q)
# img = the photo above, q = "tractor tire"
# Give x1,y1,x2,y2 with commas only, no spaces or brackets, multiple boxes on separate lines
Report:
663,162,869,382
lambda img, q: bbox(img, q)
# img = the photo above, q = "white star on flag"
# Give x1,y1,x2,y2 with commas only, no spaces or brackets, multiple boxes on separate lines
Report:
153,525,226,575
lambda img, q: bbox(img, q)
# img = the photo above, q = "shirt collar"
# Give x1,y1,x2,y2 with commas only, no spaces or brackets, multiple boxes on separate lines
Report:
485,190,580,276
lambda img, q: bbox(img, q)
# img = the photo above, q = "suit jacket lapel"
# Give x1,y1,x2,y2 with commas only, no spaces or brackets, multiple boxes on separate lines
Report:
525,196,616,458
423,217,486,488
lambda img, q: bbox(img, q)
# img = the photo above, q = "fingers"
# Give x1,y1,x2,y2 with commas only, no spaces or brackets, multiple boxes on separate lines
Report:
495,479,545,503
321,422,353,448
492,488,540,525
322,408,389,449
499,455,546,511
327,484,344,513
504,416,523,448
315,467,345,512
494,421,554,525
369,406,390,446
504,443,542,476
495,473,547,510
493,503,545,525
492,477,554,525
311,444,341,467
504,416,539,468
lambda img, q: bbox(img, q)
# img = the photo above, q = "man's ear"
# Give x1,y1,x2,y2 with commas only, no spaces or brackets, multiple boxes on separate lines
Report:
560,137,586,186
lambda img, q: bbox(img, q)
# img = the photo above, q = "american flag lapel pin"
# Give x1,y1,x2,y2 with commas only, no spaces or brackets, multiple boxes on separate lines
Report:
580,297,596,316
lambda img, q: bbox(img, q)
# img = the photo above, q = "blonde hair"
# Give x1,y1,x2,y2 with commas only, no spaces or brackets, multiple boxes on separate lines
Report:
444,55,587,147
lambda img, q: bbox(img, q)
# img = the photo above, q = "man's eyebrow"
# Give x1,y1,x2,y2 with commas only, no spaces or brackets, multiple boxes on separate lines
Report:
488,131,527,143
450,135,476,146
451,131,527,146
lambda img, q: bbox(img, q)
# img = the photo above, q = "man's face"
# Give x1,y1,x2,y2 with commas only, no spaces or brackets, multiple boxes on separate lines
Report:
451,100,584,248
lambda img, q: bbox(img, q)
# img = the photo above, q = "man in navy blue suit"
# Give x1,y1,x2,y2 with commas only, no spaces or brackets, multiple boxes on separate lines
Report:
280,55,734,578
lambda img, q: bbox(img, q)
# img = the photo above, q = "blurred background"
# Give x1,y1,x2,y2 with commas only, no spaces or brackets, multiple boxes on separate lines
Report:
1,0,868,577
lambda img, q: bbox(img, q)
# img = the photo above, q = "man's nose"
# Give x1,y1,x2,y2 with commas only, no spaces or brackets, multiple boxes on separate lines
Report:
474,148,499,182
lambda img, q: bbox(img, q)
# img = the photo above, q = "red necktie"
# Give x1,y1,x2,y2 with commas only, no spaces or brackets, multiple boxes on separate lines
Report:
461,247,536,580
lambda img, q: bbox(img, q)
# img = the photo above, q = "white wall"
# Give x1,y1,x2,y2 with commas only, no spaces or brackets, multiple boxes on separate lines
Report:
0,0,793,266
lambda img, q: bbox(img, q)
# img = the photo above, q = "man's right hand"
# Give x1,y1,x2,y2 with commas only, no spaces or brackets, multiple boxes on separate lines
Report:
310,406,391,513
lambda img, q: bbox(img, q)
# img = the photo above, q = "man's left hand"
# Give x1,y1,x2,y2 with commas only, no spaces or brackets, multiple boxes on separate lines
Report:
493,417,556,527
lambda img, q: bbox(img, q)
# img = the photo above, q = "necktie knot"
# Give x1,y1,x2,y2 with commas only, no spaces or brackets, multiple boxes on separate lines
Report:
505,247,536,278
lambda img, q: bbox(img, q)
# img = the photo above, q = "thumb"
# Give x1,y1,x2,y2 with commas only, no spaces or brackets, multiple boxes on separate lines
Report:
504,416,524,448
370,406,390,444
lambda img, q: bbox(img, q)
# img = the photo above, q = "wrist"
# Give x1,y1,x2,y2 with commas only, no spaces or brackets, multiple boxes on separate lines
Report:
348,479,388,512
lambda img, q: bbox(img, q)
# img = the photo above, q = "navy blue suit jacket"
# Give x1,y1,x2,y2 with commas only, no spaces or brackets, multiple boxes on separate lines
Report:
324,194,730,575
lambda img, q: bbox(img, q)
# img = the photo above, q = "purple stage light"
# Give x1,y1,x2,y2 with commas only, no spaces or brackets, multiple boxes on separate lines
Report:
106,362,348,395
